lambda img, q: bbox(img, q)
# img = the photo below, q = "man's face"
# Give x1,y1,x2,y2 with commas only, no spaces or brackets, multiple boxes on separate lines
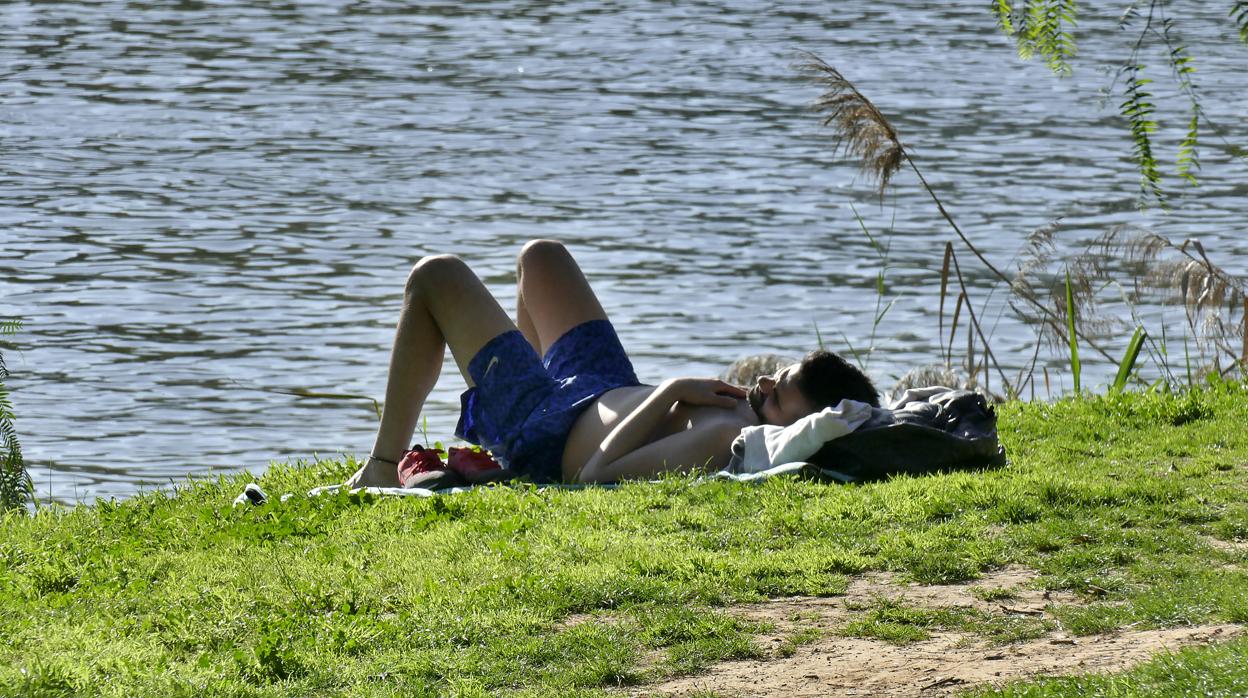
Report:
747,363,817,426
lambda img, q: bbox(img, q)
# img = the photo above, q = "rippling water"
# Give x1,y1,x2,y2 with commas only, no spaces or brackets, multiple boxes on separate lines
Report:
2,1,1246,502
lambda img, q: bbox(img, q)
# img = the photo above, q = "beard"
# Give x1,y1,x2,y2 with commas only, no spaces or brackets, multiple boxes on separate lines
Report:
747,383,766,423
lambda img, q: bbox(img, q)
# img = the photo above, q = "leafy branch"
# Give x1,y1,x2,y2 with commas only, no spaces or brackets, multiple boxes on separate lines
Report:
1233,2,1248,43
994,0,1079,76
1119,63,1163,201
994,0,1247,206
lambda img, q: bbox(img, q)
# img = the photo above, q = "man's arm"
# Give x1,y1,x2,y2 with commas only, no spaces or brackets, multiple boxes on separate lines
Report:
574,378,744,483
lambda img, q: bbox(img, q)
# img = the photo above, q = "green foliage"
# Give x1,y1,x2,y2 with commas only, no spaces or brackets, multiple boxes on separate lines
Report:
970,585,1020,602
992,1,1247,206
1119,63,1163,201
993,0,1079,76
1,318,32,513
1160,15,1202,187
1233,2,1248,43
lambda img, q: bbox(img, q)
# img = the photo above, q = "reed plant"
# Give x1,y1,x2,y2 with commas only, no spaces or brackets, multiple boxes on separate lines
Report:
1008,224,1248,391
799,53,1247,398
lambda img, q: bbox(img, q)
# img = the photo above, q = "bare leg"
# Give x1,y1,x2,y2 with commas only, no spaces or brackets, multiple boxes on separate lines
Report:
345,255,517,488
514,239,609,354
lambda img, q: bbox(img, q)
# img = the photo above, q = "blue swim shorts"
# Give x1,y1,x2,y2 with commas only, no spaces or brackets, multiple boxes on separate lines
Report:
454,318,642,483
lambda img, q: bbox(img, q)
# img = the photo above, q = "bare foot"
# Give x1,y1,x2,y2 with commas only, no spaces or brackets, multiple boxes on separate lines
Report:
344,455,401,489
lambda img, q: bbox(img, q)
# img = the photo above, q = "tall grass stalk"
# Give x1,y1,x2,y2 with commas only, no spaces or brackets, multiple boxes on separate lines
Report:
846,203,897,371
1065,269,1081,394
1113,326,1147,392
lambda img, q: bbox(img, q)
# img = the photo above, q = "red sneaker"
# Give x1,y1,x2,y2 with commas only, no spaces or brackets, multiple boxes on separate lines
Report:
446,447,513,485
396,446,463,490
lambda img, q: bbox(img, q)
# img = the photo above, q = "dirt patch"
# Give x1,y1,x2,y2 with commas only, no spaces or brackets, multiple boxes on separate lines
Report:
1204,535,1248,555
635,567,1244,697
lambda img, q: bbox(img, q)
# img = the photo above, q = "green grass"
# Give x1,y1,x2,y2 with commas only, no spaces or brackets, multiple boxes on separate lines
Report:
3,384,1248,695
841,596,965,644
972,636,1248,697
970,584,1020,602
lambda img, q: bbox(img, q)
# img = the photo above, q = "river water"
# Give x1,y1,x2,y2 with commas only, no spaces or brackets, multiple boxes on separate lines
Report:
3,1,1246,503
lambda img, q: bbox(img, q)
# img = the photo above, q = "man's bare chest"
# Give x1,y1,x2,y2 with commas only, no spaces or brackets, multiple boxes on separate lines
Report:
653,400,755,440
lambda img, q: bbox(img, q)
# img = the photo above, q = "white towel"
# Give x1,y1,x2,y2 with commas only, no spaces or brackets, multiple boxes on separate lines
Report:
727,399,875,474
889,385,956,410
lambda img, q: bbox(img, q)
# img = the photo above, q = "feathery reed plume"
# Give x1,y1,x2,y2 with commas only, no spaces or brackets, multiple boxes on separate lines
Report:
800,51,1003,284
1010,219,1124,353
1010,224,1248,384
799,53,904,197
1116,227,1246,372
800,52,1124,396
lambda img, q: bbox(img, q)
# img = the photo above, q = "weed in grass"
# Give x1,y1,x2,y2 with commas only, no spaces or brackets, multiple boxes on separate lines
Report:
235,619,311,684
776,627,824,657
842,616,930,645
969,614,1052,644
1049,602,1135,636
1212,504,1248,542
632,606,767,677
841,597,968,645
5,658,83,698
971,585,1020,602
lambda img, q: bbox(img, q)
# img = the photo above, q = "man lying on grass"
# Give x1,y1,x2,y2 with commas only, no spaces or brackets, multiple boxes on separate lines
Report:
345,239,880,489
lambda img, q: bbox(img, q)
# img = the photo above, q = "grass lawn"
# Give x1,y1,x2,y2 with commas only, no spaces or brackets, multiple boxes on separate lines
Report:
2,384,1248,696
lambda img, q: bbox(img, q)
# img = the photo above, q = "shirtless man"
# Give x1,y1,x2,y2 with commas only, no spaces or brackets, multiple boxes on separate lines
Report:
344,239,879,488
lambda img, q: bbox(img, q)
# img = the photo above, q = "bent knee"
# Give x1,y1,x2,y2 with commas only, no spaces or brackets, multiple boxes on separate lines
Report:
407,254,467,293
517,239,570,273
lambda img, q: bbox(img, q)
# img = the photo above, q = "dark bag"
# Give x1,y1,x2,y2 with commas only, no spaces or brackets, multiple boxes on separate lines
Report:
808,388,1007,483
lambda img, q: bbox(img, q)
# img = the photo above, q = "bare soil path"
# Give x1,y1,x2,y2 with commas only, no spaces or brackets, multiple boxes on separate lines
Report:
636,567,1243,697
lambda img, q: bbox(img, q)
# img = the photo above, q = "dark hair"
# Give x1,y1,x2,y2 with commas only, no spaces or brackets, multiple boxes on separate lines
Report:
793,349,880,408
